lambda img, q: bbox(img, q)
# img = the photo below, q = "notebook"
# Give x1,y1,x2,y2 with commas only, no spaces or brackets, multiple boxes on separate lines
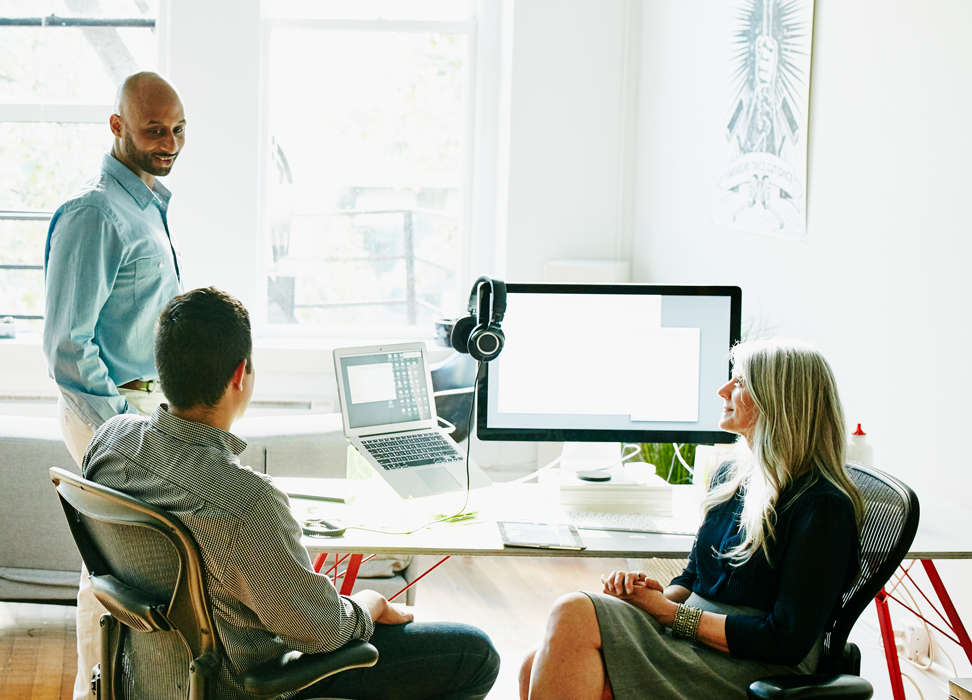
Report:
333,343,492,499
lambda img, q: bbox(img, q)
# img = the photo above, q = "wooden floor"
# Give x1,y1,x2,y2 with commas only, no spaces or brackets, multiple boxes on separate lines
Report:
0,600,77,700
0,555,626,700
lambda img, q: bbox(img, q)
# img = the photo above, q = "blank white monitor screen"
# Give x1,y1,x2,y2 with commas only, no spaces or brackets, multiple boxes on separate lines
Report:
476,284,742,444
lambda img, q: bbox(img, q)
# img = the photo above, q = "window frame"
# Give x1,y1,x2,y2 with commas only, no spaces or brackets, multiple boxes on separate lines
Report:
0,4,168,323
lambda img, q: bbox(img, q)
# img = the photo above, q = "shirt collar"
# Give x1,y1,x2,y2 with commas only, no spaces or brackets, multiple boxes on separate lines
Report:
101,153,172,211
150,405,247,456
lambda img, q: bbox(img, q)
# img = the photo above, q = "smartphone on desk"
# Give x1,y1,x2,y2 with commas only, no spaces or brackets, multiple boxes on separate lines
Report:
497,521,587,550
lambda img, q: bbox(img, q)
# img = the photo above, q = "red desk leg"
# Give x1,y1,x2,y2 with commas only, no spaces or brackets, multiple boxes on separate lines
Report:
339,554,364,596
312,552,328,574
875,588,907,700
389,556,451,602
921,559,972,664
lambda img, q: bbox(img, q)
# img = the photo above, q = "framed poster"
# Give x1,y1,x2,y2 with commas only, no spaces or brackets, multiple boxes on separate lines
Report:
715,0,814,241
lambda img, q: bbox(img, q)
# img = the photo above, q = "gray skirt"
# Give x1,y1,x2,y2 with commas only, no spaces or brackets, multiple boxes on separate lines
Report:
586,592,821,700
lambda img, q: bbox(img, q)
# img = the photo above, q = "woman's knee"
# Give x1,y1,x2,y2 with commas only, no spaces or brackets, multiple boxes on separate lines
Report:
518,645,538,700
545,591,600,645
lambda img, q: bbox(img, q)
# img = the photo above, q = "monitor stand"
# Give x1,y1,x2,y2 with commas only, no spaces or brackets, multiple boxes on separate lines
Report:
561,442,622,474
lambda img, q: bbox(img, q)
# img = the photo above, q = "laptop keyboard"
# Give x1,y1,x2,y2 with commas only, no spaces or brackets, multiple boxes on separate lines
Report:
361,432,464,470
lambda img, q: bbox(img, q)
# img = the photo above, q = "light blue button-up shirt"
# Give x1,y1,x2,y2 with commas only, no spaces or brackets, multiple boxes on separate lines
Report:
43,153,183,428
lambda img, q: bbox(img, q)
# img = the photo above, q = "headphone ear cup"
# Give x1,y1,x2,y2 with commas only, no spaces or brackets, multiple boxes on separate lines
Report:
468,324,505,362
450,315,478,354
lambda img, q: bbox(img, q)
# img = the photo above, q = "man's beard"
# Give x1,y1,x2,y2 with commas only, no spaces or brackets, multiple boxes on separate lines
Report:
123,131,178,177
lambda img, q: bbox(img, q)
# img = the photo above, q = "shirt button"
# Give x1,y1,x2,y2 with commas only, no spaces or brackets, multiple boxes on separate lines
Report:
158,262,164,268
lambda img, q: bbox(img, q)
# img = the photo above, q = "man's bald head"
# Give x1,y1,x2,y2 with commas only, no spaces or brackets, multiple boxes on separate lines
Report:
110,72,186,185
113,72,182,117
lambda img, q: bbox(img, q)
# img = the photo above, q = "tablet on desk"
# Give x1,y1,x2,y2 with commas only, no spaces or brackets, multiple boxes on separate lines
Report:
497,521,587,550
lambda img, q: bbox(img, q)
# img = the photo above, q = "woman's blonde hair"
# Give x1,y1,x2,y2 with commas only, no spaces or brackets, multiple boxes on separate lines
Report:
701,338,864,565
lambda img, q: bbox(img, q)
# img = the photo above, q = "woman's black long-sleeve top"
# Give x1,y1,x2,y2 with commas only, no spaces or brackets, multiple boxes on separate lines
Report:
669,463,859,666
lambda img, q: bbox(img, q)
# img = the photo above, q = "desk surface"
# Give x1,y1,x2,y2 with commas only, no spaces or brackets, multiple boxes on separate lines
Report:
277,478,972,561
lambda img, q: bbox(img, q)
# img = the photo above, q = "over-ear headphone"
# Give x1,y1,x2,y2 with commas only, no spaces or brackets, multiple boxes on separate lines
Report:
450,276,506,362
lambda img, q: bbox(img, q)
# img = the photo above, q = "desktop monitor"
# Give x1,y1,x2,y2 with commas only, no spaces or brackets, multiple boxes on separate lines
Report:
476,283,742,444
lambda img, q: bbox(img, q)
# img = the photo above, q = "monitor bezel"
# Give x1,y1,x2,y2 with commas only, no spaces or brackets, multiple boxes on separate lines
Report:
475,283,742,444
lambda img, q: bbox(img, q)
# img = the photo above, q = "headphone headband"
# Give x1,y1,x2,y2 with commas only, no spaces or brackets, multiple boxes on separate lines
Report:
467,276,507,323
452,276,507,362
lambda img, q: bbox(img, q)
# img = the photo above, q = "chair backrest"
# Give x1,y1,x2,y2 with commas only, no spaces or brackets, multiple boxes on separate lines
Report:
817,463,920,673
50,467,220,699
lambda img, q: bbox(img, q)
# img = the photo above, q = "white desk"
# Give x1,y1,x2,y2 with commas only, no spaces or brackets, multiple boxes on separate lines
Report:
282,478,696,560
278,477,972,700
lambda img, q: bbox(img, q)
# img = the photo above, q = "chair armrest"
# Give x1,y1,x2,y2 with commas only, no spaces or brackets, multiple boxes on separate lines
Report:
748,674,873,700
243,640,379,697
90,574,171,633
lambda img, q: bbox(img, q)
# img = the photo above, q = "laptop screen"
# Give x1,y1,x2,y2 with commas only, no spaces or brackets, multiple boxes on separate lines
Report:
337,349,433,429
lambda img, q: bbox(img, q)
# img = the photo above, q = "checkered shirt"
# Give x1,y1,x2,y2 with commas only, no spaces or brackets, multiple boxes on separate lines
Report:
83,405,374,699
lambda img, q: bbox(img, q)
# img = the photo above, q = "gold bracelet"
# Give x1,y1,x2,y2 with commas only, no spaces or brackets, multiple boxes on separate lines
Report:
672,603,703,640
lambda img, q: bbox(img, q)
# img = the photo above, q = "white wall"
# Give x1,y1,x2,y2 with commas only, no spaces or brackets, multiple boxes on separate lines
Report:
501,0,636,281
162,0,263,312
633,0,972,692
634,0,972,519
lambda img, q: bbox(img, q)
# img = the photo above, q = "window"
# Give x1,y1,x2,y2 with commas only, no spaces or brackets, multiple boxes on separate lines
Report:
0,0,159,332
261,0,475,336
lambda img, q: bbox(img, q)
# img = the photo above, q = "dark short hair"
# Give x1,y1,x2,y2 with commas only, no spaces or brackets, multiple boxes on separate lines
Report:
155,287,252,410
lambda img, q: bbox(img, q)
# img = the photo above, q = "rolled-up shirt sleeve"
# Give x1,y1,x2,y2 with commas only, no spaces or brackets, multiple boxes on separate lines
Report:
44,204,135,428
226,485,373,654
669,539,699,590
724,494,857,666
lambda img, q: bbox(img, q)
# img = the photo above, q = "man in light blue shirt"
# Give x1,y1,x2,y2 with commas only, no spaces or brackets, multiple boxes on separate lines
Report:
42,71,186,700
44,72,185,445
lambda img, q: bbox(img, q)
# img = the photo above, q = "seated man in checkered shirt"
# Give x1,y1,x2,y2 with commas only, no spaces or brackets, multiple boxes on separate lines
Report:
82,286,500,700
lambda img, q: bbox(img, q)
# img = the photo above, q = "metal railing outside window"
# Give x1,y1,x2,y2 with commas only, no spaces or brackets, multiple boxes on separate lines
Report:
268,207,458,326
0,210,51,320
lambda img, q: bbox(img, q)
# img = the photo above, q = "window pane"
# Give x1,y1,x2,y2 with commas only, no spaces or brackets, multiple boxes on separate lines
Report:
0,220,46,327
267,30,467,329
265,0,467,21
0,219,46,264
0,122,110,210
0,0,158,103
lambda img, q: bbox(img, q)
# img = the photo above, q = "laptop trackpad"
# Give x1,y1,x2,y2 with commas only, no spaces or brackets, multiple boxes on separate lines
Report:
418,468,462,492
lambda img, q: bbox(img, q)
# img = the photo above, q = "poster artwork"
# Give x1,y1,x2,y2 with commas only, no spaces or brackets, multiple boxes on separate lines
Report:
716,0,814,241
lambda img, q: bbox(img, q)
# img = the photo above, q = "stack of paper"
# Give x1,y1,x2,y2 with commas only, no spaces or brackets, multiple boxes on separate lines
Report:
556,467,673,516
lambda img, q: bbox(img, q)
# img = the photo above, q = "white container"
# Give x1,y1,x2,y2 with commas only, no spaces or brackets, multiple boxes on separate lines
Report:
847,424,874,466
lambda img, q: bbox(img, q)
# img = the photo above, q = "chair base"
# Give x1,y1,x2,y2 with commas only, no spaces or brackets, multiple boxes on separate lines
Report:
748,674,873,700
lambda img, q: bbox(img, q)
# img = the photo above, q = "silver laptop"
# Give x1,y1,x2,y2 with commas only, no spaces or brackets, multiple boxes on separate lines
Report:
333,343,492,499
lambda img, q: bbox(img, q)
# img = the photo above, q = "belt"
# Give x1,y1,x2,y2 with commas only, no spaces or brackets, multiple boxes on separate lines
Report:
119,379,158,393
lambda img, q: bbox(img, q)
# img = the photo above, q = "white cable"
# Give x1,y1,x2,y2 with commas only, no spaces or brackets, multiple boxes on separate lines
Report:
899,672,925,700
495,445,573,486
672,443,695,475
898,579,934,671
937,644,957,677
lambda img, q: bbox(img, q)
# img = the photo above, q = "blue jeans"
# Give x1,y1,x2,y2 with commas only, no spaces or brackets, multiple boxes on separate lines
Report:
294,621,500,700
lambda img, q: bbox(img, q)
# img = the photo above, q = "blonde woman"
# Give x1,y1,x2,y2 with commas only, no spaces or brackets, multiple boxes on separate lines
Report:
519,339,864,700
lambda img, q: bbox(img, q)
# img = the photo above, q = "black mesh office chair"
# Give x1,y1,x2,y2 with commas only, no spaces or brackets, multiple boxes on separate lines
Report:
50,467,378,700
748,463,920,700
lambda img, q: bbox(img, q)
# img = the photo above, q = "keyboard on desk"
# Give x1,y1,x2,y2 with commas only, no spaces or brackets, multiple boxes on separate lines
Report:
566,511,699,536
361,432,464,470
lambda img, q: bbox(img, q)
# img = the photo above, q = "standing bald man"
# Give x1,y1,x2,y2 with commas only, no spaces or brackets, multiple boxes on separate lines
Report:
42,71,186,699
